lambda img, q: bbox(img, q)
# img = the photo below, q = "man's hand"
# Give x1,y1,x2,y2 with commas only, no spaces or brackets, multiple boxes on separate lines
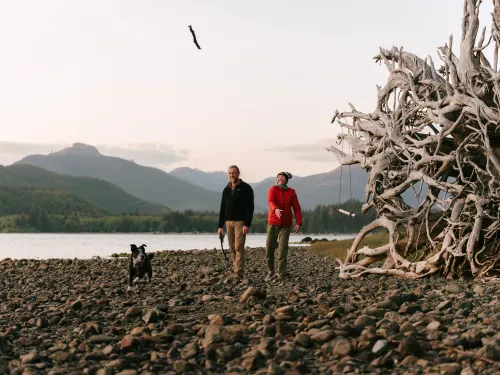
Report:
242,226,249,235
274,208,283,219
217,228,224,237
294,224,301,234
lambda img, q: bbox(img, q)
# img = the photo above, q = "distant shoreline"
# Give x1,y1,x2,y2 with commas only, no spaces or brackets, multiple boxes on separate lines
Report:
0,231,359,236
0,232,356,260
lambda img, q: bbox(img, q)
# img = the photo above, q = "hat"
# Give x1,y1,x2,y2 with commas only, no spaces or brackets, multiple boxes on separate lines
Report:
277,172,292,182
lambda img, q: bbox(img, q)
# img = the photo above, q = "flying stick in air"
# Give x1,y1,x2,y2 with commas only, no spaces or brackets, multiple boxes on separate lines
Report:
188,25,202,50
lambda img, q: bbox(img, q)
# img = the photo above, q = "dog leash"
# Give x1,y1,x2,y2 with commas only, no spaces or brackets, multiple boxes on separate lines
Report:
219,232,229,262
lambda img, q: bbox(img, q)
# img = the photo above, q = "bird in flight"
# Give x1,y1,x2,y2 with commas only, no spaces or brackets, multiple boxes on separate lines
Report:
188,25,201,50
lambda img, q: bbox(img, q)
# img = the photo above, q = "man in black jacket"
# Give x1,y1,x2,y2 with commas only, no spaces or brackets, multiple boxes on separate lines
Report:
218,165,254,279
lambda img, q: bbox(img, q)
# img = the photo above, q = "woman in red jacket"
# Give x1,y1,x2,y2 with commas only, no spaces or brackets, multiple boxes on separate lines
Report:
265,171,302,281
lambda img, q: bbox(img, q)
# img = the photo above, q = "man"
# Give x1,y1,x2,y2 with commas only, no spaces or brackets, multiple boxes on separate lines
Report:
265,171,302,281
218,165,254,279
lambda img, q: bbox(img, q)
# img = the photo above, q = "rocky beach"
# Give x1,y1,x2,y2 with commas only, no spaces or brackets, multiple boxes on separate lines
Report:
0,247,499,375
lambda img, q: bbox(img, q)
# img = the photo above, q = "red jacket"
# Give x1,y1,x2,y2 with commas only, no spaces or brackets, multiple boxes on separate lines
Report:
267,185,303,227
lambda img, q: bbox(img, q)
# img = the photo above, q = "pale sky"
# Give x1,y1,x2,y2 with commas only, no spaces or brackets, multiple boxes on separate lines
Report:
0,1,494,181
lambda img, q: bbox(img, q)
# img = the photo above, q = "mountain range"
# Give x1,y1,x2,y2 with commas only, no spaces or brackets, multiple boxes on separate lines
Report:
4,142,418,214
171,165,370,211
16,143,222,212
0,164,169,215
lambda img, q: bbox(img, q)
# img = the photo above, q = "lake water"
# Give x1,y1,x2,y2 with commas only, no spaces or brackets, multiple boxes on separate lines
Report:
0,233,356,260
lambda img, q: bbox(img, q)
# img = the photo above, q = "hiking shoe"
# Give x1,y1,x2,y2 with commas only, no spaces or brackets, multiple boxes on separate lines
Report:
276,273,288,281
265,271,275,281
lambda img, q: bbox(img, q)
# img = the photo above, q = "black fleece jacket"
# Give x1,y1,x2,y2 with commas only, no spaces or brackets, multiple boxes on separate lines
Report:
218,180,254,228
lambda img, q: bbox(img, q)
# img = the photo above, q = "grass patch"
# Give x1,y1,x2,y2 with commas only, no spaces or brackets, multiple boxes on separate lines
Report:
309,228,432,263
309,231,390,259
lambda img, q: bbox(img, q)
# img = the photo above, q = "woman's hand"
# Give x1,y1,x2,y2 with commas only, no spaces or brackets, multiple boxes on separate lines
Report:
275,208,283,218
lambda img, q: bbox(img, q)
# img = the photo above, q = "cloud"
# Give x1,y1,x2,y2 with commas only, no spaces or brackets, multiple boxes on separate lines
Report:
0,142,64,155
0,142,66,166
293,152,338,163
263,138,340,163
0,141,188,169
98,143,189,167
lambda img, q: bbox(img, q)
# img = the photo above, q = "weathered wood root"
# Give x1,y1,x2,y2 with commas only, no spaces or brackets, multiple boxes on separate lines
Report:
330,0,500,279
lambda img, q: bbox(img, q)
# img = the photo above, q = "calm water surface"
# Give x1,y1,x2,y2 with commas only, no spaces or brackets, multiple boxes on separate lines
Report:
0,233,355,260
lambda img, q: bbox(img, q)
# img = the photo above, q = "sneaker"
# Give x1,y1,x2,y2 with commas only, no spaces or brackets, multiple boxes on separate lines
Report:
265,271,275,281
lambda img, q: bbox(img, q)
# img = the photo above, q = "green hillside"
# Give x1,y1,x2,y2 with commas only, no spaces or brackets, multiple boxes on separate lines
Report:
0,186,107,216
0,164,170,215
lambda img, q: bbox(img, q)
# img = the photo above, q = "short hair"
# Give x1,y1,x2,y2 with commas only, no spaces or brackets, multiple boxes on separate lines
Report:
228,165,240,172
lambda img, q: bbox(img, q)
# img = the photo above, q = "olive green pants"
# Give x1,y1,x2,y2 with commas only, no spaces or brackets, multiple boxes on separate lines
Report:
266,224,291,276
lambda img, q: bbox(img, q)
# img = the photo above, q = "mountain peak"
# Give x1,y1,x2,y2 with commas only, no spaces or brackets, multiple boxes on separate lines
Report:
52,143,101,157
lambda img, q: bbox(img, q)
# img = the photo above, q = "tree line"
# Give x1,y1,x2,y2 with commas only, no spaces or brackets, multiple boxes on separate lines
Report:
0,199,375,234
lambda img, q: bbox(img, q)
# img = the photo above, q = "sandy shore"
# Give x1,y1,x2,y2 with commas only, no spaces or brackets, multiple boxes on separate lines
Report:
0,247,499,374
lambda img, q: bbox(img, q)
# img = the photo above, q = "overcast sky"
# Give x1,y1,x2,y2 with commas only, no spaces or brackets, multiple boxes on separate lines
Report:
0,1,494,181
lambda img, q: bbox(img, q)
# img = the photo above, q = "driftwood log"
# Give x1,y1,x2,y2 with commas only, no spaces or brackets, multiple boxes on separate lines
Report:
328,0,500,280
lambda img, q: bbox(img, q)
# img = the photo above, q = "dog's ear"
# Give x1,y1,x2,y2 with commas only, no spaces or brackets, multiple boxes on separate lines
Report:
148,252,155,260
130,244,138,252
141,244,147,248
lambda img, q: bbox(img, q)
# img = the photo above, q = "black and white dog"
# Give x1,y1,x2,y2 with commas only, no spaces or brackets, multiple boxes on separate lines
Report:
128,244,154,291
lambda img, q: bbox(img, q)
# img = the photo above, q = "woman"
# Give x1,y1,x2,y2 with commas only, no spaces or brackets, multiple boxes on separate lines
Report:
265,171,302,281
